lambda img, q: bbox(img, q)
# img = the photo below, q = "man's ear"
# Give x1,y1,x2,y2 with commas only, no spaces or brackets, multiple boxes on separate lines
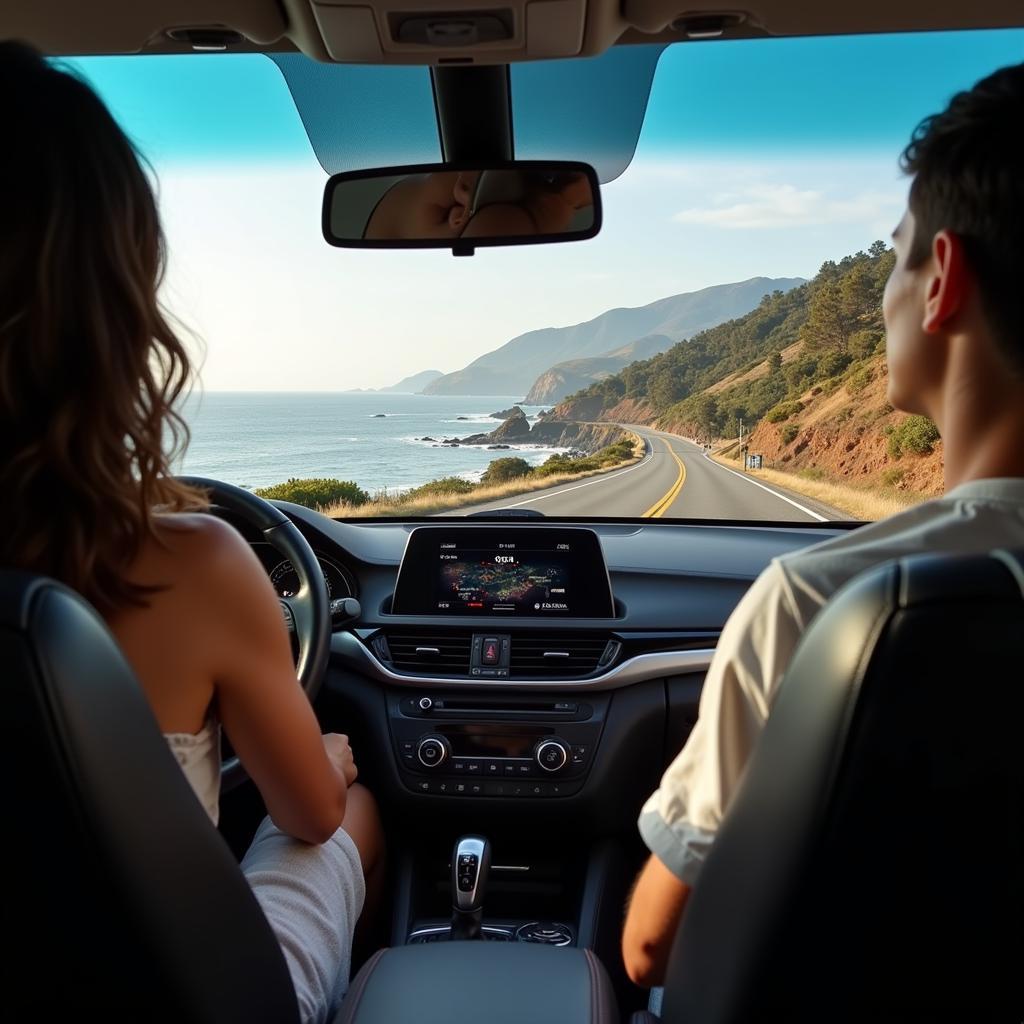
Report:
922,230,970,334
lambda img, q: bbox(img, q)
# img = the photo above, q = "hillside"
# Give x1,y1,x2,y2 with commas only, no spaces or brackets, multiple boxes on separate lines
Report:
378,369,443,393
524,334,672,404
554,243,943,501
423,276,805,396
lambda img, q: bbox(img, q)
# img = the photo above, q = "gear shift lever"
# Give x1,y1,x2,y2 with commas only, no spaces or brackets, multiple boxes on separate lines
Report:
451,835,491,940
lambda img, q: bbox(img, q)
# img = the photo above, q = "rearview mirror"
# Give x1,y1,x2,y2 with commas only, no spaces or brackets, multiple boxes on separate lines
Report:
322,161,601,255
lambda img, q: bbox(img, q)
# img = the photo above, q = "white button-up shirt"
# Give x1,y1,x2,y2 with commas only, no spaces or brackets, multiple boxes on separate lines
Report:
639,478,1024,884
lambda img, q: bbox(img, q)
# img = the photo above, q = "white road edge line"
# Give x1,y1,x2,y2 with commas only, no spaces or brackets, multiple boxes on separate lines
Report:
474,445,657,510
693,446,830,522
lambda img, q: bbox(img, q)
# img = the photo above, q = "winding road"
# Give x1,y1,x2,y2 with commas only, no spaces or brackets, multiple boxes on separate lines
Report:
451,426,847,521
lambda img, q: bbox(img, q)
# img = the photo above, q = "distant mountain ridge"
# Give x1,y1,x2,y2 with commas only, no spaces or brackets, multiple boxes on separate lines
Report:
524,334,673,404
422,277,805,397
378,369,444,393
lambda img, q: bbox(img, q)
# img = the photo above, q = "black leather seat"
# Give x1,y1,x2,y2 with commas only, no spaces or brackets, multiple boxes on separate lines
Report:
3,572,300,1022
3,568,618,1024
655,549,1024,1022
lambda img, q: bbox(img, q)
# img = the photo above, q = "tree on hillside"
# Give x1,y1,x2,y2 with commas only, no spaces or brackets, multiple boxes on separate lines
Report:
805,280,850,353
840,261,875,327
767,351,783,374
649,366,689,411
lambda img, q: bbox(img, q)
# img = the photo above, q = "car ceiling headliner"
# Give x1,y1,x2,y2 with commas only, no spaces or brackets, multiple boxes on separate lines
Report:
4,0,1023,64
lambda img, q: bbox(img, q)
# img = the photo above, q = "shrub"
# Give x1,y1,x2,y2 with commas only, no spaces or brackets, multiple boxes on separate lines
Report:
765,400,804,424
480,457,533,485
535,441,635,477
887,415,940,458
403,476,476,500
781,423,800,445
881,467,905,487
849,330,884,359
815,350,854,380
845,364,875,395
255,477,369,509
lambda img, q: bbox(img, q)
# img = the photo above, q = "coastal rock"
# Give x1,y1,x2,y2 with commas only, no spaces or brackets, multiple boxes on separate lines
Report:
489,408,532,441
451,408,628,454
490,406,522,419
372,413,386,418
420,436,437,442
486,444,511,450
456,416,470,420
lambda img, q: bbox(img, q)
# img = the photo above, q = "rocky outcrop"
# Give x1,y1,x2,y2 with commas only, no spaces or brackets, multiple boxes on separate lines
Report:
551,395,656,426
489,407,532,441
490,406,523,419
454,409,626,453
525,368,593,405
527,420,628,452
524,335,677,404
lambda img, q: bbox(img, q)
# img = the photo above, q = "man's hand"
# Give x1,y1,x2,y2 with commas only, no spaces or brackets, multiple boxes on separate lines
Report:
322,733,358,787
621,855,691,988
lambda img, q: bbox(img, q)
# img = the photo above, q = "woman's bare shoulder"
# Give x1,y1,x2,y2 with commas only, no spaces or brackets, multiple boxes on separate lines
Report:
151,513,262,581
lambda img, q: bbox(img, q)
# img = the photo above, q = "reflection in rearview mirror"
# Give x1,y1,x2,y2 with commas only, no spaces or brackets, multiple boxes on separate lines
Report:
322,161,601,253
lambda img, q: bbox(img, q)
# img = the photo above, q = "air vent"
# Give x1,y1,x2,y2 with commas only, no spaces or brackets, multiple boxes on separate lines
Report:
510,636,618,678
375,632,473,675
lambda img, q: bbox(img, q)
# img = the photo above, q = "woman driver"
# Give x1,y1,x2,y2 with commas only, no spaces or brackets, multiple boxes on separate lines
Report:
0,42,384,1024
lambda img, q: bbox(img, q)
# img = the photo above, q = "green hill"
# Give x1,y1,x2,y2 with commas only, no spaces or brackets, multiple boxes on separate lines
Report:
554,242,895,440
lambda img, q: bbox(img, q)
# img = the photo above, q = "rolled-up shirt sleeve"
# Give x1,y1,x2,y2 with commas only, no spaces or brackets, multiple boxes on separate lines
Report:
638,560,806,884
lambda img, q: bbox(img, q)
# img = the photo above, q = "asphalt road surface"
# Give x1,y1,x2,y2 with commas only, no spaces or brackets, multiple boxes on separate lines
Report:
451,426,848,521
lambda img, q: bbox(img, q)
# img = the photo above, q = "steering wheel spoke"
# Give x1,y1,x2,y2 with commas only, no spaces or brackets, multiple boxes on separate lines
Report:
279,597,297,634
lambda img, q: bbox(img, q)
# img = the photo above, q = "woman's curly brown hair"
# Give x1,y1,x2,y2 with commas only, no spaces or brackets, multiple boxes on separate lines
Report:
0,41,207,614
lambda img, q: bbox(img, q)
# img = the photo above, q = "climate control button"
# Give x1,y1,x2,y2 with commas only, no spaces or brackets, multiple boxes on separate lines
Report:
416,735,450,769
534,739,569,774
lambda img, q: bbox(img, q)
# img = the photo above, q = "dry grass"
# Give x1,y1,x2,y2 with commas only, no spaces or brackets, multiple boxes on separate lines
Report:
323,431,644,518
709,451,931,521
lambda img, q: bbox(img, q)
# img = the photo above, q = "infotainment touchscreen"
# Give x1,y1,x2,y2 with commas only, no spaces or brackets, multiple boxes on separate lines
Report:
392,527,614,617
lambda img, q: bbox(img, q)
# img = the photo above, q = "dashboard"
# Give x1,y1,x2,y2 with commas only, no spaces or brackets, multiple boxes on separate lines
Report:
234,507,851,689
224,501,855,816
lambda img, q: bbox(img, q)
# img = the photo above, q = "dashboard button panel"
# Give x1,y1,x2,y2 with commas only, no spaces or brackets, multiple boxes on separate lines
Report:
389,689,604,798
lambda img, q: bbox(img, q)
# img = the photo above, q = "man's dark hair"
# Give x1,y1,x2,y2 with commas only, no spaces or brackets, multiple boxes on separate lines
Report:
901,62,1024,372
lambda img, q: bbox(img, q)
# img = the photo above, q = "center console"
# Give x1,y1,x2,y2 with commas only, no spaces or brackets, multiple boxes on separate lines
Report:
387,688,605,798
383,525,616,800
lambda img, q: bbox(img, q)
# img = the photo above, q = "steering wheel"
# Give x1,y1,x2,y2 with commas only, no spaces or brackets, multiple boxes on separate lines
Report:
180,477,332,789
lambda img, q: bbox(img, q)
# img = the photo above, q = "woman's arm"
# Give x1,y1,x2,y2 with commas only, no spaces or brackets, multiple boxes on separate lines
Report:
199,518,349,844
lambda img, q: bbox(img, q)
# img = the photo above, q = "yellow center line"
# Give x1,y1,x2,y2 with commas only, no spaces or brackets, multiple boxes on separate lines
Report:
642,438,687,518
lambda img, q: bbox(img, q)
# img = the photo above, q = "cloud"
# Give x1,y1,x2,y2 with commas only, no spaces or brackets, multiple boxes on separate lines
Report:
672,183,901,230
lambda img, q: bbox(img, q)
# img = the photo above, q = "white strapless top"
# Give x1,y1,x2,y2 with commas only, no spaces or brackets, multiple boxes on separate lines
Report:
164,717,221,825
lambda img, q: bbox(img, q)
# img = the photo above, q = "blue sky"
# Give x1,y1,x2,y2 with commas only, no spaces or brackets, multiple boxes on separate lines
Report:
68,29,1024,391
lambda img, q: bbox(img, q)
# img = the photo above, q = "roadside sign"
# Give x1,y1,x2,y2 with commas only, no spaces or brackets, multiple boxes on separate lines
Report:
746,454,763,470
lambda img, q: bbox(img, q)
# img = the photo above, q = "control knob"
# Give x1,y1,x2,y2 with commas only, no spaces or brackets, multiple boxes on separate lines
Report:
534,738,569,774
416,735,450,770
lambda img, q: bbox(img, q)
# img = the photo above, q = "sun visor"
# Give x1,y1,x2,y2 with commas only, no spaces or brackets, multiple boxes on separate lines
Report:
271,42,664,181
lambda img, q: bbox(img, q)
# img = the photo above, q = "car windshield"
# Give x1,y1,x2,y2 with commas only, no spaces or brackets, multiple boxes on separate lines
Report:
70,28,1024,523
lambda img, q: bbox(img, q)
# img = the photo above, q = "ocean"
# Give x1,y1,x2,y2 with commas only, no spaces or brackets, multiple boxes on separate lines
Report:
178,392,560,494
